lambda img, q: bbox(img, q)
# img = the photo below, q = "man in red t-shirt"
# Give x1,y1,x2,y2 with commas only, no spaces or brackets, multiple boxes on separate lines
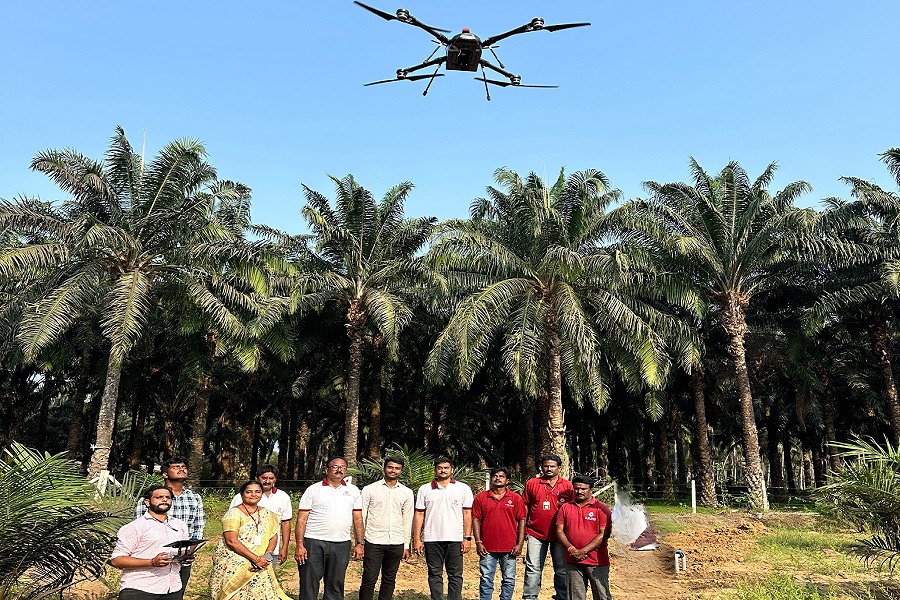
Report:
555,476,612,600
472,467,527,600
521,454,575,600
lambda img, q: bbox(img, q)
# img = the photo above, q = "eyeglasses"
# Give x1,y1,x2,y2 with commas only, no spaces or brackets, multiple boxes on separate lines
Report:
328,465,347,471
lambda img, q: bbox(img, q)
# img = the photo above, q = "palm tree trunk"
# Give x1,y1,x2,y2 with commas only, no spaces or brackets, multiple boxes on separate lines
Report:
657,419,675,501
690,367,717,507
867,315,900,442
278,392,291,477
821,373,841,473
368,368,383,459
87,354,123,480
127,394,147,470
763,395,786,502
66,346,92,458
720,299,769,511
186,377,211,487
783,434,797,494
344,304,365,467
546,317,568,477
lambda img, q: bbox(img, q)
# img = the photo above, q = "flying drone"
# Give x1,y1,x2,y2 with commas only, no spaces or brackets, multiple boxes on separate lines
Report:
354,2,590,101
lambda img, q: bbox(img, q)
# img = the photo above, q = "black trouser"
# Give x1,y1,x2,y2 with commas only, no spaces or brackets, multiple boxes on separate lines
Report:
118,589,181,600
177,565,190,599
298,537,352,600
424,541,464,600
359,542,405,600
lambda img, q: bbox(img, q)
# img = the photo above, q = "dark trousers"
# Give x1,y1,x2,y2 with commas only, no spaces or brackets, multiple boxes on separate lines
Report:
298,537,352,600
177,565,191,599
118,589,181,600
359,542,405,600
424,541,464,600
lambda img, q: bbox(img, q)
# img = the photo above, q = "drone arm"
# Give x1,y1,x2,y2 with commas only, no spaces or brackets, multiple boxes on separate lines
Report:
401,56,446,76
407,17,451,44
480,24,534,49
478,58,517,82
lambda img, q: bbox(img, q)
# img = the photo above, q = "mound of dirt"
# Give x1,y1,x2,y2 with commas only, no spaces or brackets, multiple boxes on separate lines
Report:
664,517,767,574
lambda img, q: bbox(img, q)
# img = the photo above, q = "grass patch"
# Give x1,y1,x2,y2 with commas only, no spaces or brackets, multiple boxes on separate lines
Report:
749,527,867,577
731,575,839,600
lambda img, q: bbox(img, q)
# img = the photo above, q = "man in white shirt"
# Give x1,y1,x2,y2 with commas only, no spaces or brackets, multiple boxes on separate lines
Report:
354,456,415,600
294,456,364,600
228,464,293,566
413,457,474,600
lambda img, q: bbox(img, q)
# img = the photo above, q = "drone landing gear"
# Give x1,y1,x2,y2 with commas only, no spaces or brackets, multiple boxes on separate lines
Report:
480,64,491,101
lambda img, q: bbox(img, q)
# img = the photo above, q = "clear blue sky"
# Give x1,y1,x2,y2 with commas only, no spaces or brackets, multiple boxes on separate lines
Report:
2,2,898,233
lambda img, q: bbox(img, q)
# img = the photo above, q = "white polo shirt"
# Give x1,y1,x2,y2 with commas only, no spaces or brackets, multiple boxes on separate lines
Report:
415,479,474,542
298,479,362,542
230,487,293,553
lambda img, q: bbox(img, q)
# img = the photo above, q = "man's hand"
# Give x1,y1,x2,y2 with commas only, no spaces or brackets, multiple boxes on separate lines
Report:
510,543,523,557
462,539,472,554
353,543,365,560
569,547,588,562
414,540,424,555
278,546,289,565
402,549,411,562
149,552,174,567
474,541,487,558
294,544,308,565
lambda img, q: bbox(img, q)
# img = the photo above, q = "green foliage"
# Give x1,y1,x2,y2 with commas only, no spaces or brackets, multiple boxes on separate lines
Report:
816,437,900,571
731,575,838,600
0,443,126,600
348,444,486,493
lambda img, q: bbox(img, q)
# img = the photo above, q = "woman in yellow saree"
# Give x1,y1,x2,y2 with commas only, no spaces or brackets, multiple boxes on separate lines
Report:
209,481,291,600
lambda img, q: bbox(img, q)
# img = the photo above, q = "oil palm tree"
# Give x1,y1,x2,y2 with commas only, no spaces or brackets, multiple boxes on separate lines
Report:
628,159,814,511
427,167,687,475
295,175,437,466
0,127,255,479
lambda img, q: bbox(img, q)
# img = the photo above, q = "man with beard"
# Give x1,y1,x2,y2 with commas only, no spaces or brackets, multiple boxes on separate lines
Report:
229,464,293,566
555,476,613,600
112,486,189,599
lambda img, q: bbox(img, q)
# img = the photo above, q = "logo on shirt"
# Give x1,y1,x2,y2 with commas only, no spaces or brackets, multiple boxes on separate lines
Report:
585,511,597,521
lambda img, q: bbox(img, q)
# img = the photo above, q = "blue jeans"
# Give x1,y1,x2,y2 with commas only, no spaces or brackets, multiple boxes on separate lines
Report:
479,552,517,600
522,536,567,600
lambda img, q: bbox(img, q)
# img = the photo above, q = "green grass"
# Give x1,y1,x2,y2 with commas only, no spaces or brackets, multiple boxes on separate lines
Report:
730,575,839,600
749,527,867,577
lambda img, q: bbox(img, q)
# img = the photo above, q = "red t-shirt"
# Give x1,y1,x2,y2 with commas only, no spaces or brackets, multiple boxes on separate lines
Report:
522,477,575,540
472,489,527,552
555,500,612,566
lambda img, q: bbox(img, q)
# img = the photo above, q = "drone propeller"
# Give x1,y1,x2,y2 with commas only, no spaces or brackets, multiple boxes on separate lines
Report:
353,2,451,33
475,77,558,89
365,73,445,86
542,22,592,32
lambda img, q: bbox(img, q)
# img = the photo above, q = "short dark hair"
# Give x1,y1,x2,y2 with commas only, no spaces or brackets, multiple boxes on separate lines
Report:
434,456,453,467
539,454,562,467
239,480,264,495
326,455,347,467
490,466,511,479
161,457,189,472
384,456,405,468
256,464,278,478
143,485,173,501
571,475,595,488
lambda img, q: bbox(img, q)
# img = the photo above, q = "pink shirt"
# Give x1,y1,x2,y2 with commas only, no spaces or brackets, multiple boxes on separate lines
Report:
111,513,189,594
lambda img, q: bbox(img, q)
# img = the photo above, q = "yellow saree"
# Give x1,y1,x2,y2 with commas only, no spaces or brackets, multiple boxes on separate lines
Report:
209,506,290,600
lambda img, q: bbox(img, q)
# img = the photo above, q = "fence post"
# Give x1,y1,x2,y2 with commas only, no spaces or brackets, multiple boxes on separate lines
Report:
691,480,696,514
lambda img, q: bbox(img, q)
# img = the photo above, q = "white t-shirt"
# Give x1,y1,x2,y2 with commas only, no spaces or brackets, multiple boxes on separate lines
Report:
230,488,293,554
298,479,362,542
415,479,474,542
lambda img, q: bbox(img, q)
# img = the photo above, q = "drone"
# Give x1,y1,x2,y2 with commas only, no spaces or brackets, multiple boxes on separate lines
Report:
354,2,590,101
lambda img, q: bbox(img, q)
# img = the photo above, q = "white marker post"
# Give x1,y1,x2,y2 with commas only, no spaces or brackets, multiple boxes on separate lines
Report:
691,480,696,514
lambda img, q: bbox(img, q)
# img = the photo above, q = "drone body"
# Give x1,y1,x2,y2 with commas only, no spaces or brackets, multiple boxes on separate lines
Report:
354,2,590,100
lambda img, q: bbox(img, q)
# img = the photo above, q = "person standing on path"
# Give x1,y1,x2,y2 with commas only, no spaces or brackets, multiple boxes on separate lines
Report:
555,476,613,600
521,454,574,600
413,457,474,600
472,467,526,600
135,457,205,599
229,464,293,567
354,456,415,600
293,456,364,600
113,485,189,600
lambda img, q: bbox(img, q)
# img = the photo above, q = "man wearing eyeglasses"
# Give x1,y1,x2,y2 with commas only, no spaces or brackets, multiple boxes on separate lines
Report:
294,456,364,600
135,457,205,599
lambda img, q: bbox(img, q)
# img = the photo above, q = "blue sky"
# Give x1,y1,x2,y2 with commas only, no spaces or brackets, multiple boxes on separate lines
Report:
2,2,898,233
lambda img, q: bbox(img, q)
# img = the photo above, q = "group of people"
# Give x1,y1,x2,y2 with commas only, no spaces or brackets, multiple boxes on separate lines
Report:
110,453,613,600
